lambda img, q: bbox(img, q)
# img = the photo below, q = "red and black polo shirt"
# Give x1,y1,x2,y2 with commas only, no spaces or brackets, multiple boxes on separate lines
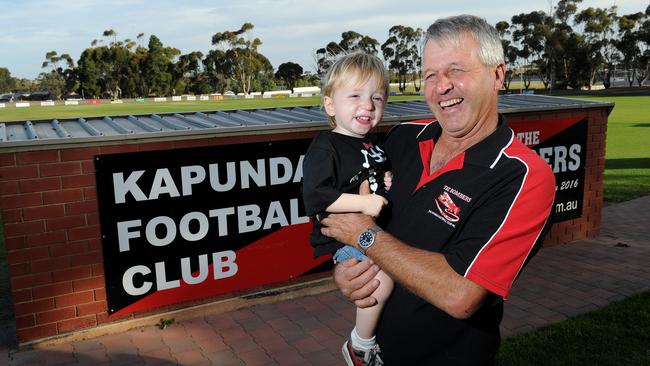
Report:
376,116,556,365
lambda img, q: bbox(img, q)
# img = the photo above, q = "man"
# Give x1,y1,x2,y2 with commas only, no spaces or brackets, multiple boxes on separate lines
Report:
320,15,556,365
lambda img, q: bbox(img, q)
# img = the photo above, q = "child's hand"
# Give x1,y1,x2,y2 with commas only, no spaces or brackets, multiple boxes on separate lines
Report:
383,171,393,191
362,194,388,217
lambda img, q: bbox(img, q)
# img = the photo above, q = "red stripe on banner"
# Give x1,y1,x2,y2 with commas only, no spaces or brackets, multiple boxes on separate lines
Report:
111,223,329,317
510,116,583,146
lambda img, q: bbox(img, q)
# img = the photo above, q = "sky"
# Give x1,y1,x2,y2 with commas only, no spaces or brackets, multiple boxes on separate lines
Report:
1,0,647,80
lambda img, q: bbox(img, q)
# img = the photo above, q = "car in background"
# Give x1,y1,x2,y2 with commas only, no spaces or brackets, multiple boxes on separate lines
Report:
0,93,15,102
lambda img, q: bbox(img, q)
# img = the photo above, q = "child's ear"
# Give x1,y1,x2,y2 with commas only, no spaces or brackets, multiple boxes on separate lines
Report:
324,96,336,117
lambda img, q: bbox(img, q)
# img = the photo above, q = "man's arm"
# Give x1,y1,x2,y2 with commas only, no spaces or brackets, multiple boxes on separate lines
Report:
321,213,489,319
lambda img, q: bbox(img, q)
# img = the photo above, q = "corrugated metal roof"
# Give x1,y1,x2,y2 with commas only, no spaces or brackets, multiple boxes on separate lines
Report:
0,95,612,147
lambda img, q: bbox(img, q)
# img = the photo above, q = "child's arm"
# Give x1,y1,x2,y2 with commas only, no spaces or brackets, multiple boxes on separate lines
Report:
326,192,387,217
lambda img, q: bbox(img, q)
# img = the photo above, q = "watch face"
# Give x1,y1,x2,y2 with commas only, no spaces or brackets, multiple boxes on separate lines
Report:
359,231,374,247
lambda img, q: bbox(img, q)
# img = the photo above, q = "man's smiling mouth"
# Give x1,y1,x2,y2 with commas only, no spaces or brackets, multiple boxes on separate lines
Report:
439,98,464,109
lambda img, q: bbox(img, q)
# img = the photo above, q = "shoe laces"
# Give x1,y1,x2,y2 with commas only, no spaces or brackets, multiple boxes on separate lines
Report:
365,344,384,366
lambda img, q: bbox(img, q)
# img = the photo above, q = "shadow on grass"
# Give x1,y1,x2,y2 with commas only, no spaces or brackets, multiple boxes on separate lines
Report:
605,158,650,169
631,123,650,127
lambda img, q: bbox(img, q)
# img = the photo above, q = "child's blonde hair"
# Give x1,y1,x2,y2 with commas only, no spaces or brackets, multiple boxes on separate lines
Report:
321,51,389,128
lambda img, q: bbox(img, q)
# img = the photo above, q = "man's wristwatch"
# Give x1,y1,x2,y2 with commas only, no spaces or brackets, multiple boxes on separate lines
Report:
358,225,383,254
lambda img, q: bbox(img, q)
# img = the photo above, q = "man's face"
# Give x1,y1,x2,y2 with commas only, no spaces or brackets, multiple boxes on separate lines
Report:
422,34,504,139
324,75,386,138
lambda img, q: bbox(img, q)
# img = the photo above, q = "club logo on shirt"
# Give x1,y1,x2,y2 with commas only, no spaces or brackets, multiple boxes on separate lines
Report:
435,192,461,222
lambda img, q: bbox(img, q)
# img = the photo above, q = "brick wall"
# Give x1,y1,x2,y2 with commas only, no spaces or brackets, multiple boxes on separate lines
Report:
508,108,608,245
0,107,609,343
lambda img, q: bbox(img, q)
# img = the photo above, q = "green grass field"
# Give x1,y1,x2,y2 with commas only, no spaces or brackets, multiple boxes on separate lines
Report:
567,95,650,202
497,291,650,365
0,95,424,122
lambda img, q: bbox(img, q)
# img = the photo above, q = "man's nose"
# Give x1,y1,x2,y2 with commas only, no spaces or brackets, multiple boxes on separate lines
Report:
436,74,453,94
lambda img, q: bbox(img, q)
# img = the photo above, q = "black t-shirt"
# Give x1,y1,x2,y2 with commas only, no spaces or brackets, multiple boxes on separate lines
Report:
302,131,388,257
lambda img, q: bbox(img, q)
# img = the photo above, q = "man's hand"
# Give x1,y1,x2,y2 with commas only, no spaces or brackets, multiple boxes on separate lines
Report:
334,258,381,308
321,213,376,248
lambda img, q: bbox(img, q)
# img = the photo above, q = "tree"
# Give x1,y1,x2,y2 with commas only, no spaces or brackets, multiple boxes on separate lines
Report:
315,31,379,76
212,22,267,95
496,21,521,90
203,49,230,93
275,62,303,91
510,11,547,89
575,6,619,88
143,35,176,96
382,25,423,93
39,51,75,99
0,67,16,92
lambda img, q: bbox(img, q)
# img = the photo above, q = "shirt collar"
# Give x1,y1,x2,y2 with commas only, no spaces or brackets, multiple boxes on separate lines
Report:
416,115,513,168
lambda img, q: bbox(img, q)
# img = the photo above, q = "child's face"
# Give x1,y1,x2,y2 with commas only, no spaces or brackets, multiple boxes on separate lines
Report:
324,74,386,138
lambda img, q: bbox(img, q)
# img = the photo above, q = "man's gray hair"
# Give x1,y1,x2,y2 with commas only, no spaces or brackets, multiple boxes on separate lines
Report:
425,15,504,66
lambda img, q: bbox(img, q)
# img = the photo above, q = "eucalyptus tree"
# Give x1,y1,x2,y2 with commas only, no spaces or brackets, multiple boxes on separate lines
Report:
0,67,16,92
211,22,266,95
496,21,521,90
143,35,178,97
510,11,547,89
381,25,423,93
575,6,619,88
616,11,650,86
275,62,303,91
315,31,379,77
40,51,75,99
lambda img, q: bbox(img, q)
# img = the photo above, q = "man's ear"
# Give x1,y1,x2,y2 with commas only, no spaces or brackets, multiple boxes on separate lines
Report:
494,63,506,91
324,96,336,117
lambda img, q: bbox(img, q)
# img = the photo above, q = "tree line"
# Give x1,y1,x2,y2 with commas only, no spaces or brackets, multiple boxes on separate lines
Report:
0,1,648,100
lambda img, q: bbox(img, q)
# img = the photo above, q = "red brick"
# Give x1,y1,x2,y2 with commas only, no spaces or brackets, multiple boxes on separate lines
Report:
92,263,104,276
16,314,35,328
77,301,108,316
46,215,86,231
1,208,22,223
87,213,99,226
70,250,103,266
55,291,94,308
39,162,82,177
4,236,25,250
52,266,92,282
23,204,65,220
68,225,101,242
65,200,97,215
100,144,139,155
73,276,105,292
11,272,52,290
57,315,97,333
0,165,39,181
139,141,175,152
0,180,19,195
83,186,97,200
31,257,72,273
9,262,30,277
36,307,76,325
61,174,95,188
43,189,83,204
16,324,57,342
60,147,100,162
4,220,45,237
94,288,106,301
81,161,95,174
12,289,32,303
26,230,67,248
0,153,16,167
0,192,42,209
13,298,55,316
19,177,61,193
7,246,49,265
50,241,88,258
16,150,60,164
33,282,73,300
